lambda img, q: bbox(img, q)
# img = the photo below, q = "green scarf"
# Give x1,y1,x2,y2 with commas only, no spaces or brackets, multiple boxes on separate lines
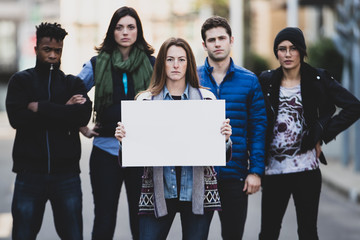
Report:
94,46,153,118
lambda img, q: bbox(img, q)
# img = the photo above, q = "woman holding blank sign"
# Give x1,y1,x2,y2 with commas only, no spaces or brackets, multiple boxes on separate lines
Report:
115,37,232,240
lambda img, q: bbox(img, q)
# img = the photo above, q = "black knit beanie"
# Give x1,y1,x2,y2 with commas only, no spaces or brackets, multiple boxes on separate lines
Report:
273,27,306,57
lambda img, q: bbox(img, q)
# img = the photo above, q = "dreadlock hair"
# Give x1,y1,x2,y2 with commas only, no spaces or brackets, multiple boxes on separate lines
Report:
35,22,68,46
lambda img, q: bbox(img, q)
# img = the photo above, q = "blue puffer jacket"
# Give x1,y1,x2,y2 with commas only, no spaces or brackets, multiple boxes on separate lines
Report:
198,58,267,180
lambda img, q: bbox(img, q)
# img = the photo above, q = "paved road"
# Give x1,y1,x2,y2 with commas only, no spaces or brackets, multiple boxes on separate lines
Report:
0,115,359,239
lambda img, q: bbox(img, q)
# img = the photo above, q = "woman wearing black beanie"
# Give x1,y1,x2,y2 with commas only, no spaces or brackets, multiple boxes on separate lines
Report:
258,27,360,240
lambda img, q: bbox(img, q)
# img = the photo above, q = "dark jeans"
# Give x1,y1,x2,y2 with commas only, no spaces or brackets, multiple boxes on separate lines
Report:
139,199,214,240
90,146,143,240
259,169,322,240
12,172,82,240
217,179,248,240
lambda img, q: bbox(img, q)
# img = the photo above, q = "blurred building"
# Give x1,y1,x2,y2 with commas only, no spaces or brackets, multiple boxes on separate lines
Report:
250,0,337,68
0,0,209,79
56,0,209,74
0,0,341,77
0,0,60,82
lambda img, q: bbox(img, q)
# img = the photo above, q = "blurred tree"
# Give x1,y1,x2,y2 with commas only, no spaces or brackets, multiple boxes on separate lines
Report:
243,52,270,77
195,0,229,19
307,38,343,82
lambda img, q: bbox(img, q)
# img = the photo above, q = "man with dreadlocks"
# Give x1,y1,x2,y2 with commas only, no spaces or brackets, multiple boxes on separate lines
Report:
6,22,92,239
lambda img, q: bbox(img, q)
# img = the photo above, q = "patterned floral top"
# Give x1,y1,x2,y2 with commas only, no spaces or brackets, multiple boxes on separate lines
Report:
266,85,319,175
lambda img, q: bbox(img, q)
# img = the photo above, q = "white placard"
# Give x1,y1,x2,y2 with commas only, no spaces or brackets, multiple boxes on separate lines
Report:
121,100,226,166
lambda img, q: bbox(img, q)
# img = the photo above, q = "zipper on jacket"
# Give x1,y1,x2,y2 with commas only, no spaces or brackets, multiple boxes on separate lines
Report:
317,107,320,119
316,108,324,132
46,64,53,173
266,87,276,123
270,105,276,122
208,73,221,98
217,75,227,97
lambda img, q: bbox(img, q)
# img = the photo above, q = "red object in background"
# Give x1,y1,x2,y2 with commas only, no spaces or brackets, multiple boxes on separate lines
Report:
23,35,36,56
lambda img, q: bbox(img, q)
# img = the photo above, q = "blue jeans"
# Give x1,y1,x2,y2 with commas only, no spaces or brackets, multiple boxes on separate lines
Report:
217,179,248,240
139,199,214,240
90,146,143,240
259,169,322,240
11,172,82,240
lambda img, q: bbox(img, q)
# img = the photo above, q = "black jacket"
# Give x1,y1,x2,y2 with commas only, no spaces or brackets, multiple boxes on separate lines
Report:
6,60,92,173
259,62,360,164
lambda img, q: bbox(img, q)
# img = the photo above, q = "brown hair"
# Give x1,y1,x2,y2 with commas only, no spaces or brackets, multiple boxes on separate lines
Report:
201,16,232,43
95,6,154,55
141,37,201,97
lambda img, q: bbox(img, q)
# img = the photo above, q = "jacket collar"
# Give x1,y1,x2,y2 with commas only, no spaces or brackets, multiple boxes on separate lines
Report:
163,84,189,100
269,62,318,88
153,85,202,101
267,62,320,122
204,57,235,77
34,59,60,74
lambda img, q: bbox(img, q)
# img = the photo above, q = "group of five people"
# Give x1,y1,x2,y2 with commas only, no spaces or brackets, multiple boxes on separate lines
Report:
6,6,360,240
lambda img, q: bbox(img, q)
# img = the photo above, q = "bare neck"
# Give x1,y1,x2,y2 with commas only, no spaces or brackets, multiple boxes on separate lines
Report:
118,46,132,60
207,57,231,84
166,79,186,96
281,65,301,88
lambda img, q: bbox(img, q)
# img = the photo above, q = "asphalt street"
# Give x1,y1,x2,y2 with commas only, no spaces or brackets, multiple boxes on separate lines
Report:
0,112,359,239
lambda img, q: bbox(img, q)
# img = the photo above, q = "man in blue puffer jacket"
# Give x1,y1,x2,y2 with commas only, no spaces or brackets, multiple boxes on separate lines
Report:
197,16,267,240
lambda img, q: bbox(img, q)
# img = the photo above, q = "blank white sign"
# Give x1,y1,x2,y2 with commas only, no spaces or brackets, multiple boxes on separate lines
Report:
121,100,226,166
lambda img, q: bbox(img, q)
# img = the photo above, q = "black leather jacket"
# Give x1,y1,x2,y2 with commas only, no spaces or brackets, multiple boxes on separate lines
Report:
259,62,360,164
6,60,92,173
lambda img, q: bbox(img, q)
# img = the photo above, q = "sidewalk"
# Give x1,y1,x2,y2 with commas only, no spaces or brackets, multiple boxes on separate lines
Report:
0,112,14,140
321,159,360,204
0,111,359,205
